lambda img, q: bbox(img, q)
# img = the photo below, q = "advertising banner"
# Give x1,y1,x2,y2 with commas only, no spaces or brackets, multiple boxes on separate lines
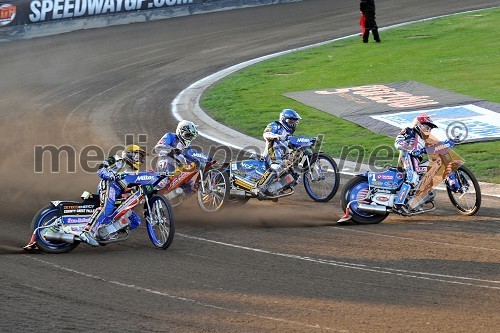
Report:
0,2,17,26
0,0,298,41
284,81,500,142
0,0,198,26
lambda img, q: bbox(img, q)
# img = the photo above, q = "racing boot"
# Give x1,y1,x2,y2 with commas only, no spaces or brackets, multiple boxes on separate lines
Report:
257,162,284,199
398,205,413,215
270,163,285,177
407,190,436,212
423,190,436,204
181,180,196,197
79,230,99,247
257,173,276,200
78,210,101,246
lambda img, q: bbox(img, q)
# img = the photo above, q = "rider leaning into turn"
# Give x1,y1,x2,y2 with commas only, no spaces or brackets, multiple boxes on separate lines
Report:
153,120,199,192
79,144,147,246
258,108,302,197
394,115,438,212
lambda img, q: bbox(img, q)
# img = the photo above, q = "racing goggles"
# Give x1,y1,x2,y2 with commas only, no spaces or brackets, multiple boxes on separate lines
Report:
183,132,196,140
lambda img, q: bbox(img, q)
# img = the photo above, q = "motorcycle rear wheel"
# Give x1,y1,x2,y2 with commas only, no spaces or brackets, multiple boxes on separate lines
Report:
446,165,481,216
31,205,79,254
146,196,175,249
340,176,389,224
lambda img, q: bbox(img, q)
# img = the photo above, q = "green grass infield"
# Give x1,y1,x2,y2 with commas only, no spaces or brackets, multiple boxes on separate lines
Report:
201,8,500,183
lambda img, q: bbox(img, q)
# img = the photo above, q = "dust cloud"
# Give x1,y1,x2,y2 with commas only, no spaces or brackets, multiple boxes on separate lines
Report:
0,91,104,220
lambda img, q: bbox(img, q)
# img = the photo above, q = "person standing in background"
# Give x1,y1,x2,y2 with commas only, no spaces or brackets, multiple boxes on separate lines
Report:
360,0,381,43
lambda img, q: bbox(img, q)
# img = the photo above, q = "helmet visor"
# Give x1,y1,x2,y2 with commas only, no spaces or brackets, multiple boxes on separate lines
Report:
183,132,196,140
286,118,298,128
133,151,146,163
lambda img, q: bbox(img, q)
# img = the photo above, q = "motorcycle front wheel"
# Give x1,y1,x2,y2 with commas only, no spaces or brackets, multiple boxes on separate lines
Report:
197,168,230,212
31,205,79,254
146,195,175,249
303,153,340,202
446,165,481,216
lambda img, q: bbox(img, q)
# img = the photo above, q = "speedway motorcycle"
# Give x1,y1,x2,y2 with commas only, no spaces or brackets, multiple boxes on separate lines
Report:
156,148,230,213
225,135,340,204
24,171,175,253
339,136,481,224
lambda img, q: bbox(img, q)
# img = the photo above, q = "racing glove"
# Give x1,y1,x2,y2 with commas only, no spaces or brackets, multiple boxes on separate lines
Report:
410,148,427,157
174,152,188,165
280,133,290,141
98,168,115,181
444,139,457,147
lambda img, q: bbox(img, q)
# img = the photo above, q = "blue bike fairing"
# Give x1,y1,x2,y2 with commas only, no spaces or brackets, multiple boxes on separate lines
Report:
288,135,314,148
185,148,210,163
231,159,268,184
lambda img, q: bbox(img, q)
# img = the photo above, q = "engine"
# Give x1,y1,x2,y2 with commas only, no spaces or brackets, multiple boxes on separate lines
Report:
371,189,395,207
266,172,297,194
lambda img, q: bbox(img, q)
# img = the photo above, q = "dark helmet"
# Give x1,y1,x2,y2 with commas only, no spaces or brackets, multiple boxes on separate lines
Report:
122,144,147,170
279,109,302,133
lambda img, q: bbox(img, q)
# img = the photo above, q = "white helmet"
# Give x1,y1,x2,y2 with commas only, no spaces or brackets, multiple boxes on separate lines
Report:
176,120,198,145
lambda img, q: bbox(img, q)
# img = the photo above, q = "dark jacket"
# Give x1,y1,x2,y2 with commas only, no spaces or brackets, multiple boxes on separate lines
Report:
360,0,375,14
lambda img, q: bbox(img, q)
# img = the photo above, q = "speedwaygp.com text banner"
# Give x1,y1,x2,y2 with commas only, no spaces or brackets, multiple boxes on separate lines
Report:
0,0,200,26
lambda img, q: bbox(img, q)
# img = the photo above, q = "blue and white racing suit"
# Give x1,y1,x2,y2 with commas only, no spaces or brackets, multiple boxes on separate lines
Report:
153,132,191,174
153,132,198,192
395,127,427,187
257,121,293,193
262,121,292,168
85,155,142,236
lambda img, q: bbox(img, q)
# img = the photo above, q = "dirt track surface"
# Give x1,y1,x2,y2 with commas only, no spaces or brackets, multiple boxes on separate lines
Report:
1,1,499,332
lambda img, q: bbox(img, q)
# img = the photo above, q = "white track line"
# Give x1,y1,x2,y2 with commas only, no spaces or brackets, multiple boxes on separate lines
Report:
327,226,500,252
178,233,500,290
25,256,340,331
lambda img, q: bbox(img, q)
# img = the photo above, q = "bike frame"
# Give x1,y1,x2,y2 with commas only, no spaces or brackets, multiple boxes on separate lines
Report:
158,160,217,195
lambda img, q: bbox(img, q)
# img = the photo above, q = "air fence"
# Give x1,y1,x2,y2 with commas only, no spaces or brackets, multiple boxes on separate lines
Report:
0,0,299,40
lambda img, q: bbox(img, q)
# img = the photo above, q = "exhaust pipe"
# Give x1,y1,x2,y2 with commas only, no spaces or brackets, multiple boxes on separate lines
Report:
44,232,76,244
357,203,389,215
229,189,249,198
